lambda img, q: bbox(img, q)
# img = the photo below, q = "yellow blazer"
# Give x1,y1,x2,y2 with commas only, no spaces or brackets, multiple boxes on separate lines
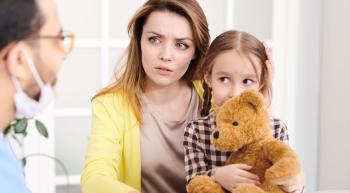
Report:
81,81,204,193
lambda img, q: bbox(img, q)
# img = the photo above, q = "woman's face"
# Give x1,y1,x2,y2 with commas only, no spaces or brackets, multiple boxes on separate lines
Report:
140,11,196,88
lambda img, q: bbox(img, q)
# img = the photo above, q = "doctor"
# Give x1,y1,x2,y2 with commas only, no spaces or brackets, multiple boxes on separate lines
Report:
0,0,74,192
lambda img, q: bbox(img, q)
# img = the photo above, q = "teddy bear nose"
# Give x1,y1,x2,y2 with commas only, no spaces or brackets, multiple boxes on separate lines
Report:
213,131,220,139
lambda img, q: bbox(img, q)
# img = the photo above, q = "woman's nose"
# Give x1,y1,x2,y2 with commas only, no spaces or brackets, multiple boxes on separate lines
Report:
159,42,173,62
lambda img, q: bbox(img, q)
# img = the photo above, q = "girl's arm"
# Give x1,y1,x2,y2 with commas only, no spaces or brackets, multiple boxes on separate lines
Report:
81,97,137,193
270,118,305,193
277,171,305,193
184,120,260,192
271,118,289,144
184,121,214,182
214,164,260,191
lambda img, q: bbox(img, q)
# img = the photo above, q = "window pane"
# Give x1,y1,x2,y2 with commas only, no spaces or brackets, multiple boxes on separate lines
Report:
109,1,145,40
234,0,273,40
198,0,227,39
109,48,126,82
57,0,101,39
55,117,91,176
56,48,100,108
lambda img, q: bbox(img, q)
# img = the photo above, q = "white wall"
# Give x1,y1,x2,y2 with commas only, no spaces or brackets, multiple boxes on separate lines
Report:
291,0,350,191
291,0,322,192
319,0,350,189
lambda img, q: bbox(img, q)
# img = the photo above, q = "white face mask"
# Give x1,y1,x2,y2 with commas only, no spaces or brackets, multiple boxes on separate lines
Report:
12,51,55,119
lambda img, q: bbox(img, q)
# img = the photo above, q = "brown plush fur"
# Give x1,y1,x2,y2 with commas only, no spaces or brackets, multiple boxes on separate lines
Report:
188,90,301,193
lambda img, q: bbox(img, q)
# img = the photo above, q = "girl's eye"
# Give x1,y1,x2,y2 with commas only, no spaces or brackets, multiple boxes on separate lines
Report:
176,42,189,50
219,77,230,83
149,36,160,44
243,79,254,85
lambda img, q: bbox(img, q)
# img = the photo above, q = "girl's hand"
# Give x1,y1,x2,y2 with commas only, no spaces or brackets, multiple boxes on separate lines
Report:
275,171,305,193
263,41,275,81
214,164,260,191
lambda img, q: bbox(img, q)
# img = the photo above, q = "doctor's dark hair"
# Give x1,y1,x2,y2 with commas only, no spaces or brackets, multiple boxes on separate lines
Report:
0,0,45,50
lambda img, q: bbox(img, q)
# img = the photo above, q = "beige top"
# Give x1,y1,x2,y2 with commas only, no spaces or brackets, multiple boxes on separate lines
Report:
140,88,201,193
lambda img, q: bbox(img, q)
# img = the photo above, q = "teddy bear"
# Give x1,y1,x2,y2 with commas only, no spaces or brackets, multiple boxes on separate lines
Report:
188,90,301,193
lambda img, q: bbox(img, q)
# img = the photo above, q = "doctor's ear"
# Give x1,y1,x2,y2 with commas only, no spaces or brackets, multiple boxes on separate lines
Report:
4,42,30,79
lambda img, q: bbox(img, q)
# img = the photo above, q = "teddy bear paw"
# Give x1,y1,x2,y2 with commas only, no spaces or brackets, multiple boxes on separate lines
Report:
188,175,224,193
233,184,265,193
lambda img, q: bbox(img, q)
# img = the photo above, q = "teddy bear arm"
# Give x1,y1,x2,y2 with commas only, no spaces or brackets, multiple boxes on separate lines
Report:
262,141,301,184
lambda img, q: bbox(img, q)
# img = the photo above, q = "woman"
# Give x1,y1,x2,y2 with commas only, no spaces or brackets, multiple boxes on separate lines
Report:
81,1,210,193
81,1,305,193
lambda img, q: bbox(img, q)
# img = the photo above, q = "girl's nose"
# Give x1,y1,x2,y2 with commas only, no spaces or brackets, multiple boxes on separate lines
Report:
229,85,242,98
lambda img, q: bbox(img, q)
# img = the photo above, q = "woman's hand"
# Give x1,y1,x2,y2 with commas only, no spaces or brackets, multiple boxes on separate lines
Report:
263,41,276,116
214,164,260,191
263,41,275,81
275,171,305,193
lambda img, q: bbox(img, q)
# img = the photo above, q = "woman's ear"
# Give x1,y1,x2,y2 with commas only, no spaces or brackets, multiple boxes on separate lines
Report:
4,43,28,79
204,73,212,88
192,53,197,60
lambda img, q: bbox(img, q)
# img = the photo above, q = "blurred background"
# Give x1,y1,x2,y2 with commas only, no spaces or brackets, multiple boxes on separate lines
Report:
21,0,350,193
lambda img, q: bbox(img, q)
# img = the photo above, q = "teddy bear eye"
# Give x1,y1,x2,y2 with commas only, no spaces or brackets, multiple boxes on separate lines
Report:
232,121,239,126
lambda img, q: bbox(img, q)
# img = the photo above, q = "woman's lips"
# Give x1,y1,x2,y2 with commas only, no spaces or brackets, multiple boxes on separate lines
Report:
155,66,172,75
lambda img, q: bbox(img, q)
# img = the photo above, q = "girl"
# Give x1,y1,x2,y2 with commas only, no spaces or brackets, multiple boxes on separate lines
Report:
184,30,304,193
81,1,210,193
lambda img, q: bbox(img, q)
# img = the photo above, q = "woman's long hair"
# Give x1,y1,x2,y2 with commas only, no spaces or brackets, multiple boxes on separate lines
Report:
94,0,210,123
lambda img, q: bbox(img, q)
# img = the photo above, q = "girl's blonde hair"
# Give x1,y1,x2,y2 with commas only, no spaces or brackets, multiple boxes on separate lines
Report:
94,0,210,123
200,30,271,116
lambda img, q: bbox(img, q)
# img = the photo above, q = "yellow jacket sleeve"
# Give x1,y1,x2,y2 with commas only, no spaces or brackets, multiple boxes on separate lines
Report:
81,95,137,193
81,81,202,193
193,80,204,102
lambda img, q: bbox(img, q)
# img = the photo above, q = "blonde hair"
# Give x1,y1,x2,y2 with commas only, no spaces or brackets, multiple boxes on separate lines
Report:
200,30,271,116
94,0,210,123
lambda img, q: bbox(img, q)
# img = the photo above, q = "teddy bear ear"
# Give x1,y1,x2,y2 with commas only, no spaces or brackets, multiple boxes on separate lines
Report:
239,90,265,113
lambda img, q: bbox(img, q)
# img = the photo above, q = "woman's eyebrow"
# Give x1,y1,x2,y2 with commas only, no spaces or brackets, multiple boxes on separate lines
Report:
146,31,162,36
176,37,193,42
146,31,193,41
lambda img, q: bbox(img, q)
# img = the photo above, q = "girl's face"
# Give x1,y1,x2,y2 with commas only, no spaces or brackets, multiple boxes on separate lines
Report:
206,49,262,107
140,11,196,88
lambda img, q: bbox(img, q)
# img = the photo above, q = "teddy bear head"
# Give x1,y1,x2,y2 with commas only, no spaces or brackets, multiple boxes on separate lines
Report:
211,90,271,152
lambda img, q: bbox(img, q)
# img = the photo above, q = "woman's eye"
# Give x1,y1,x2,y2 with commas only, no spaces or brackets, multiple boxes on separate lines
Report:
149,37,160,44
176,42,189,50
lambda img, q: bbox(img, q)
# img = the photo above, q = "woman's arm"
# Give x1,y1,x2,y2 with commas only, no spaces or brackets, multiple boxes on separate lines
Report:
81,97,137,193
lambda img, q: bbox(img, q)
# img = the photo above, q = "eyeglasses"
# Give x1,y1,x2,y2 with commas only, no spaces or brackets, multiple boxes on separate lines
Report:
29,30,75,54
